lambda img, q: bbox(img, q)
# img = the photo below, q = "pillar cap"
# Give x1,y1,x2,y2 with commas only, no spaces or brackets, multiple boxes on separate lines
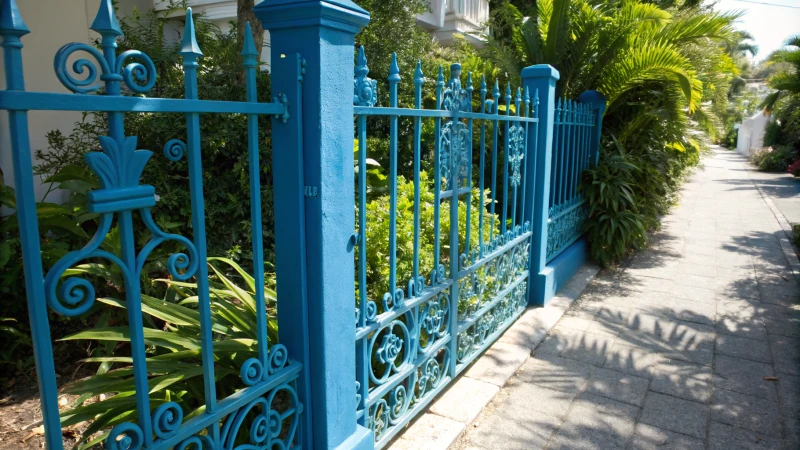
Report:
521,64,560,81
579,90,607,112
255,0,370,33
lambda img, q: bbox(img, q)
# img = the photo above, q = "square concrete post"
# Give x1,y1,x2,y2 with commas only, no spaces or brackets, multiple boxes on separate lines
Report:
255,1,373,449
521,65,559,306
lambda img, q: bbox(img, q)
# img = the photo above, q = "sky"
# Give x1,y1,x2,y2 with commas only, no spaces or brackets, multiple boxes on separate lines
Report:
712,0,800,62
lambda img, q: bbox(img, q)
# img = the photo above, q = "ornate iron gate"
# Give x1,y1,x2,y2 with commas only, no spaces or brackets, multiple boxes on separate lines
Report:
0,2,304,449
352,49,538,447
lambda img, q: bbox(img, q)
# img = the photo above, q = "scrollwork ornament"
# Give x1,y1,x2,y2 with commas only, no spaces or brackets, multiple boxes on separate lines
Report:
240,357,264,386
54,43,157,94
54,43,110,94
220,383,302,450
354,46,378,107
388,384,410,424
174,434,213,450
370,320,411,385
163,139,186,161
268,343,290,374
508,125,525,187
105,422,144,450
382,287,405,311
369,399,390,440
152,401,183,440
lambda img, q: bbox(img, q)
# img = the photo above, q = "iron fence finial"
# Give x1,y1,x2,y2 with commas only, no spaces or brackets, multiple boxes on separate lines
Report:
0,0,29,37
180,8,203,60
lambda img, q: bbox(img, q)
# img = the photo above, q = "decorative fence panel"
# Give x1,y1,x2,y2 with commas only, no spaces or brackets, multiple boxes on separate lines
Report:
0,2,305,449
2,0,607,448
546,97,601,262
352,49,538,447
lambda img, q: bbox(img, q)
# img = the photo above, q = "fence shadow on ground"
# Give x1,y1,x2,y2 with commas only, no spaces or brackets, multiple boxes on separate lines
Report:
452,228,800,450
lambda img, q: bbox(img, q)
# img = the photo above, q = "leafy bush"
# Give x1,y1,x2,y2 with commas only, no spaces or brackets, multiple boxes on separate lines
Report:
582,144,647,266
763,120,781,147
751,146,798,172
788,160,800,177
60,258,275,449
359,171,497,308
35,6,275,266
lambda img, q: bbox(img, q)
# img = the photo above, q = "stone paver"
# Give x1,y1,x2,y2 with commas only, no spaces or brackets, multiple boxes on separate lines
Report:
450,149,800,450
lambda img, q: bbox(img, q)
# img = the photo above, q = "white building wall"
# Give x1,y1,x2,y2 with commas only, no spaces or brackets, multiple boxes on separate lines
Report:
736,111,771,157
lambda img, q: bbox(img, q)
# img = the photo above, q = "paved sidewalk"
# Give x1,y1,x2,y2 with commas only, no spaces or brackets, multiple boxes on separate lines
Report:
453,148,800,450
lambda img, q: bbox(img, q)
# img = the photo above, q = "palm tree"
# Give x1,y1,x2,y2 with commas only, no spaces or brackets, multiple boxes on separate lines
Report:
482,0,739,114
761,35,800,114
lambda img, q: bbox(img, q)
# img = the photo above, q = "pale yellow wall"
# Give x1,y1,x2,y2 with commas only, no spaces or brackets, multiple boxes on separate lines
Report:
0,0,150,202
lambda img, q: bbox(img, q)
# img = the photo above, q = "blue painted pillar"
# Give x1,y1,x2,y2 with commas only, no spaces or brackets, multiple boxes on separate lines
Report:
254,1,373,450
521,65,559,306
578,90,606,166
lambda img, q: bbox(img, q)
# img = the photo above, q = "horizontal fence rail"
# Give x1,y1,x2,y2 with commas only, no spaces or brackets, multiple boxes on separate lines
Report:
352,47,539,448
0,2,303,449
546,98,598,262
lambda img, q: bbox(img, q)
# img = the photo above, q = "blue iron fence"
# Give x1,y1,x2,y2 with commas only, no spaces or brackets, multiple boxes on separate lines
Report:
546,98,597,262
0,2,304,449
352,49,537,447
1,0,605,448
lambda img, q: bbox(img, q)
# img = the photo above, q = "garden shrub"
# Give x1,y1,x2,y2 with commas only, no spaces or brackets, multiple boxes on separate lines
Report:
358,171,498,309
751,145,798,172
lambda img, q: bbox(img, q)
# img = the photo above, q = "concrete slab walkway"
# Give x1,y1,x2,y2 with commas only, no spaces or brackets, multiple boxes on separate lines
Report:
453,148,800,450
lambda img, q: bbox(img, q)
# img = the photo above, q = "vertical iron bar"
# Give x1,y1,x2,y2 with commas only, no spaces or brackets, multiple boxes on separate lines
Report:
388,53,400,302
559,100,565,206
413,60,423,291
520,87,530,227
241,22,270,376
511,87,521,229
180,11,218,426
553,100,561,207
489,80,500,245
433,66,444,281
478,75,487,256
356,114,368,419
94,7,154,442
0,5,63,448
464,72,473,263
501,83,511,235
447,64,461,379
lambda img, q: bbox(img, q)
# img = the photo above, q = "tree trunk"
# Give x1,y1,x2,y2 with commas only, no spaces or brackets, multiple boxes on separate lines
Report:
237,0,264,57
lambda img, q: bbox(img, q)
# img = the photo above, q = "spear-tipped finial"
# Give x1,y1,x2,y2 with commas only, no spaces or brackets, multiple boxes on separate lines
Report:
493,79,500,96
448,63,462,84
357,46,368,70
0,0,29,37
90,0,122,37
466,71,473,91
414,60,424,85
180,8,203,58
480,74,487,92
516,87,522,101
241,22,258,58
524,86,530,102
388,52,401,82
436,65,445,87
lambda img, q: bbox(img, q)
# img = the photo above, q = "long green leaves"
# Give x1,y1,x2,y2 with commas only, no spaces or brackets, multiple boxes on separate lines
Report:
60,258,274,448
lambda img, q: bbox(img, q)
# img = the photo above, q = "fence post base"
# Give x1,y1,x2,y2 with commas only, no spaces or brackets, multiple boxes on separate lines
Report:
520,64,559,307
539,237,590,303
334,425,374,450
255,1,373,449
